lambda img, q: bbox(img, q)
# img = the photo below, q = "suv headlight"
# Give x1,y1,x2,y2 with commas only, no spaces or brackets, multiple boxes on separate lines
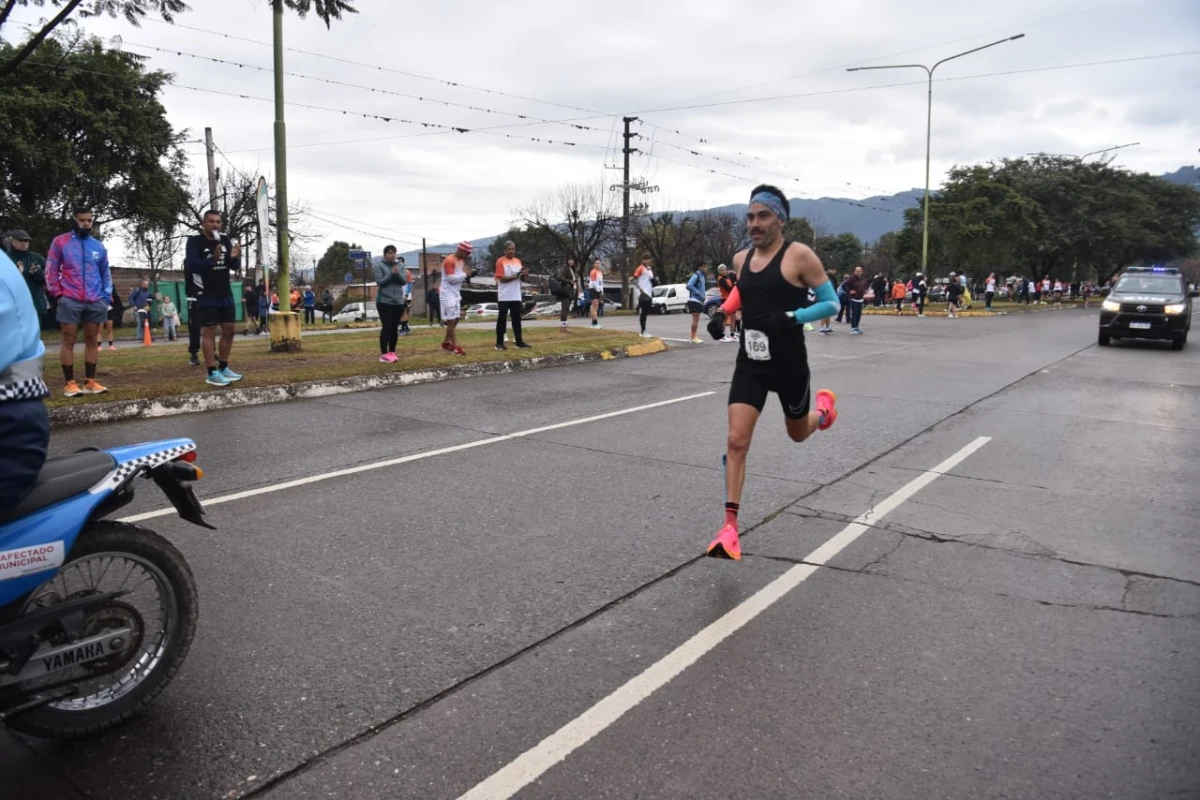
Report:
1101,298,1121,312
1165,303,1187,315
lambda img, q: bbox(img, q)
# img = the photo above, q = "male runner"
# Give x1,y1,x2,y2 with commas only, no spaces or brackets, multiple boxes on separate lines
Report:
184,210,242,386
440,241,472,355
705,185,840,560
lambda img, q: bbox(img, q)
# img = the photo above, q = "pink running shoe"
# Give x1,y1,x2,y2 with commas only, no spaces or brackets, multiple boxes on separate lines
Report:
453,346,465,355
816,389,838,431
441,342,454,352
705,524,742,560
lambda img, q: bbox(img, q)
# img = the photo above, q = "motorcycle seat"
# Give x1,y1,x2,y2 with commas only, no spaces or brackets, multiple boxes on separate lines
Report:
0,450,117,525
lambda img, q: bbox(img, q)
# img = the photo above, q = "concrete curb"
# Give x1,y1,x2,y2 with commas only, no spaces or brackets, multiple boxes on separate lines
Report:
48,339,668,429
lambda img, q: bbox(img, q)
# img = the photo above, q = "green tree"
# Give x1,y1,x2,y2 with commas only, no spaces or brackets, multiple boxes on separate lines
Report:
815,232,863,275
485,226,561,274
0,36,188,245
782,217,815,246
315,240,360,289
0,0,357,78
696,210,749,269
896,156,1200,282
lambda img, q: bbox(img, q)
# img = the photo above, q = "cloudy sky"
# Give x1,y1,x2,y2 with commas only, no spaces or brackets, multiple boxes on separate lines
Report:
7,0,1200,262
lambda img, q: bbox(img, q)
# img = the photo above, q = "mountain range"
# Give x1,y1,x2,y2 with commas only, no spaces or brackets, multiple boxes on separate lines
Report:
402,166,1198,262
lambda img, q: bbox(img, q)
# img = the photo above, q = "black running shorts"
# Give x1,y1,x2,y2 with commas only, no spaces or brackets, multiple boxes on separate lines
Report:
197,302,236,327
728,368,811,419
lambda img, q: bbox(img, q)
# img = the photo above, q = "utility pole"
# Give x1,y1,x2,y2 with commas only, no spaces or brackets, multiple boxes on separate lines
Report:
622,116,638,306
204,127,219,211
269,0,299,350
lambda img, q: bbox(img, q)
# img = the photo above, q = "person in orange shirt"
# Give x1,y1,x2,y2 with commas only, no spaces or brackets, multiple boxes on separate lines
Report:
632,252,656,338
440,241,472,355
587,259,604,328
494,240,530,350
891,278,907,315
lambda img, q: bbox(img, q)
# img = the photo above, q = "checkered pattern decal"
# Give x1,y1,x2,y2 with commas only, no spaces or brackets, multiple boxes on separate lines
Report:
89,442,196,494
0,377,50,402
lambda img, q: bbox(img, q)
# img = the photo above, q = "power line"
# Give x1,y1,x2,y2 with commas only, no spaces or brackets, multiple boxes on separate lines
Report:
643,152,904,215
627,50,1200,114
303,209,423,248
139,16,615,119
19,58,616,155
661,1,1133,106
121,40,619,137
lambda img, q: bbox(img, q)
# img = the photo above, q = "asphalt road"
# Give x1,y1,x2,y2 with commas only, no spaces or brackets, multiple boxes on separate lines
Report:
4,306,1198,799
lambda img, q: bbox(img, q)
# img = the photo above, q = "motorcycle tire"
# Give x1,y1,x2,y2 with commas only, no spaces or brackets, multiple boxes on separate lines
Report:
3,521,199,738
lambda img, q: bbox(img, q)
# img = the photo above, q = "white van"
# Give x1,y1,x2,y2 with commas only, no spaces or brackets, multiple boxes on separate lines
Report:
332,302,379,323
651,284,690,314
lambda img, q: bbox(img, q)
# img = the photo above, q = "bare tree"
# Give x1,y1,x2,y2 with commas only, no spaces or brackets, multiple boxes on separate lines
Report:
634,211,705,284
122,220,181,286
179,166,311,285
696,211,749,269
516,181,622,276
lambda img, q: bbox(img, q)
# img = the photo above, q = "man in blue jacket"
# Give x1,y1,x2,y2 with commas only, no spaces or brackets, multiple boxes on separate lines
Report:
129,279,151,338
45,206,111,397
302,286,316,325
0,249,50,512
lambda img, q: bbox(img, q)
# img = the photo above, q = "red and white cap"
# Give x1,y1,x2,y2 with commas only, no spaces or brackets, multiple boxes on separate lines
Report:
457,241,473,254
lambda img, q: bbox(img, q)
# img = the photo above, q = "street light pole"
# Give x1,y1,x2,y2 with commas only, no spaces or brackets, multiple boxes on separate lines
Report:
848,34,1024,274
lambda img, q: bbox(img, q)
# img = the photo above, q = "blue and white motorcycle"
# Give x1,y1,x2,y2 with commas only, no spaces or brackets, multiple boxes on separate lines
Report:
0,438,211,738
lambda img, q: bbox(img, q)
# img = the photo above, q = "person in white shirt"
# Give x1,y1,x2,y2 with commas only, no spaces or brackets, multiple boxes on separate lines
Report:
985,273,997,311
588,259,604,328
632,252,656,338
494,240,530,350
439,241,472,355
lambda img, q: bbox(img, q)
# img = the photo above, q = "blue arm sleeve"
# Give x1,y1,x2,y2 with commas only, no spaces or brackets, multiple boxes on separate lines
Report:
792,280,840,323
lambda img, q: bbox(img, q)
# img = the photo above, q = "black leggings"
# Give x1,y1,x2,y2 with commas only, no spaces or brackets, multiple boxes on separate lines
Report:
895,297,903,312
559,297,571,323
638,296,652,332
378,301,403,354
496,300,524,345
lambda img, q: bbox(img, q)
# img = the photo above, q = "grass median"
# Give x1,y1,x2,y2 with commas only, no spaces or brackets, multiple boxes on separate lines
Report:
42,326,645,410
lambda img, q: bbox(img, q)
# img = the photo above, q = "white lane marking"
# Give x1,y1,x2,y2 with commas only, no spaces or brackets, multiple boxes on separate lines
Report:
658,337,696,343
120,391,715,523
458,435,992,800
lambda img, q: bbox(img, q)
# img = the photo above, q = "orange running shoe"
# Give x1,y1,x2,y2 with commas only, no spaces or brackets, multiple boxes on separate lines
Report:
82,378,108,395
816,389,838,431
63,379,82,397
706,524,742,560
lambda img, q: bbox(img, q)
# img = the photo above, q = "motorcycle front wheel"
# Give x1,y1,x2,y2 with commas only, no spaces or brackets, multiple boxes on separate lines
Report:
3,521,199,738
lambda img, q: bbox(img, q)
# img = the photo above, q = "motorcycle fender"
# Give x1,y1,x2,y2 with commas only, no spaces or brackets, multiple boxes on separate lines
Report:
149,467,216,530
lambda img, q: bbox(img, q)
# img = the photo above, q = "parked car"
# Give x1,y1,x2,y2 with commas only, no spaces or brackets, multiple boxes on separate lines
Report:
332,302,379,323
651,283,690,314
703,287,723,317
465,302,500,317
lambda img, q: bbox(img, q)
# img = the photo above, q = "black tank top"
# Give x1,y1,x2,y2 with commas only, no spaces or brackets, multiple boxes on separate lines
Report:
737,240,809,374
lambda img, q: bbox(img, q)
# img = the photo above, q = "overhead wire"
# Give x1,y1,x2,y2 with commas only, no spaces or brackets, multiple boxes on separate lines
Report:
120,40,618,136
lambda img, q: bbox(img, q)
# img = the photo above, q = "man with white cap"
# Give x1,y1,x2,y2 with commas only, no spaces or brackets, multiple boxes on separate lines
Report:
440,241,472,355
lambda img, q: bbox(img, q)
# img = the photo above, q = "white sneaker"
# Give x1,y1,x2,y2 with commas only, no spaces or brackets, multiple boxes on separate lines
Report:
721,335,733,342
639,331,653,339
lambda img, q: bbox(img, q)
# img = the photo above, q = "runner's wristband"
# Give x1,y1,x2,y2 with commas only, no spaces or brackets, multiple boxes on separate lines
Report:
789,280,839,324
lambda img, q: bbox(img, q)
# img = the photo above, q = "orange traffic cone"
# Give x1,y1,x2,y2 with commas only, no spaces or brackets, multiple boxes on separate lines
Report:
143,316,153,346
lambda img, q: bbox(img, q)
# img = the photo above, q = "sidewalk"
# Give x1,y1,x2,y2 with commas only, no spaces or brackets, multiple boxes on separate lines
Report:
43,326,665,427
